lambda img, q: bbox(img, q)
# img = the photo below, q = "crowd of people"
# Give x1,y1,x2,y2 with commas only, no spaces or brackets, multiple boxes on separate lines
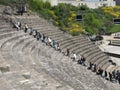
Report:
13,21,61,52
13,21,120,84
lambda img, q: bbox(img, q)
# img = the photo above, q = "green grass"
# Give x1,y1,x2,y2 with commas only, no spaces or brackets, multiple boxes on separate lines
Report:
109,24,120,33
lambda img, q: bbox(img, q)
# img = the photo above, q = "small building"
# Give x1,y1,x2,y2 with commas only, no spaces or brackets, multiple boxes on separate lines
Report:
114,0,120,6
48,0,116,9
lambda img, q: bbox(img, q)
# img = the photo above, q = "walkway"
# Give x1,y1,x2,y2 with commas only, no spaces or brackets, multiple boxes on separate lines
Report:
99,35,120,65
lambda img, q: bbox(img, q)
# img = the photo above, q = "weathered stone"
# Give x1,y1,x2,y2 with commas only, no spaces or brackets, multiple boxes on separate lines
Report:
3,6,13,15
22,72,31,79
0,64,10,73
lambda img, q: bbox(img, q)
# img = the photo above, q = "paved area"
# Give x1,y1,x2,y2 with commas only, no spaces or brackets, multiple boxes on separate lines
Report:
99,35,120,65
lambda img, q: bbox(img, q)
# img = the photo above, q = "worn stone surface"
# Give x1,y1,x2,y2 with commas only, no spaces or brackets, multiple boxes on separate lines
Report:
0,11,120,90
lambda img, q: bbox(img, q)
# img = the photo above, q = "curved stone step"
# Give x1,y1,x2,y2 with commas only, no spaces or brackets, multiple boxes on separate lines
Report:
1,15,119,90
10,37,35,73
22,39,38,66
0,32,27,49
35,41,108,90
0,34,30,54
12,38,35,68
84,48,100,58
59,37,86,47
101,61,113,71
0,33,27,55
40,30,64,37
89,52,109,68
0,28,16,33
2,35,43,89
106,65,116,73
21,42,71,90
73,43,95,55
77,47,99,60
60,40,90,52
37,46,86,90
0,24,11,28
89,52,106,63
0,31,19,40
0,29,17,35
0,25,11,29
69,41,93,53
21,39,36,53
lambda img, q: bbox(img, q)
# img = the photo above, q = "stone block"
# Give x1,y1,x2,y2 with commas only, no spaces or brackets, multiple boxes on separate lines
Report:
22,72,31,79
0,64,10,73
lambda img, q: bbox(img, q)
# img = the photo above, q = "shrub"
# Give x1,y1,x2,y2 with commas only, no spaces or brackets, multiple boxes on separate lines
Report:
27,1,119,35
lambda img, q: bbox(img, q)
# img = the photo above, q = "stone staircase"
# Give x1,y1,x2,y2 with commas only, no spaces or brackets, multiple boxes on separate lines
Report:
0,14,119,90
13,15,113,71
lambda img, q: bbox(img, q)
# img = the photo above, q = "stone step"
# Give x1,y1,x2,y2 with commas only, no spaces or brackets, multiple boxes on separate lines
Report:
59,37,86,47
101,62,113,72
35,41,108,90
84,48,100,58
106,65,116,73
12,38,35,68
0,25,11,29
0,13,119,90
73,43,95,55
22,39,38,66
40,30,63,36
22,42,71,90
0,29,17,35
89,52,106,63
69,41,92,52
0,32,27,49
0,31,19,40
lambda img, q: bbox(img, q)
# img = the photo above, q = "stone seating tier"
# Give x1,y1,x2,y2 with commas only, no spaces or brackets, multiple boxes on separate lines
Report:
0,15,119,90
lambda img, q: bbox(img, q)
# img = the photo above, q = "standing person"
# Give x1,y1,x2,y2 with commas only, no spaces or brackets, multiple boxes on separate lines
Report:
109,72,112,81
118,72,120,84
116,70,120,83
92,64,96,72
24,23,28,33
112,70,116,80
44,36,48,45
17,21,21,30
104,71,108,79
66,48,70,56
14,22,20,31
88,62,93,70
42,34,46,43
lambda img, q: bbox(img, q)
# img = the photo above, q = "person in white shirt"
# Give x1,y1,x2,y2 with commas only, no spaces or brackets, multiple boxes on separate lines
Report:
15,23,20,31
48,37,52,46
71,52,77,61
24,23,28,33
17,21,21,30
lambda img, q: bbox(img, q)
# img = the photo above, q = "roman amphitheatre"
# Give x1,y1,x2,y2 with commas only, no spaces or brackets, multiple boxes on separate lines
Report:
0,1,120,90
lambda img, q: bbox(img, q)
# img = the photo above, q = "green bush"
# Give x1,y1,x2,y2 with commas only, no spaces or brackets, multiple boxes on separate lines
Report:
27,1,119,35
0,0,9,5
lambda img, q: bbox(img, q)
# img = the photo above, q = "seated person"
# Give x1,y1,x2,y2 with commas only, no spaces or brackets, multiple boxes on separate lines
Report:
71,52,77,61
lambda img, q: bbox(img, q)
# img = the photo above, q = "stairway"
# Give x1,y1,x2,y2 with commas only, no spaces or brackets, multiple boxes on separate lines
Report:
0,14,119,90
